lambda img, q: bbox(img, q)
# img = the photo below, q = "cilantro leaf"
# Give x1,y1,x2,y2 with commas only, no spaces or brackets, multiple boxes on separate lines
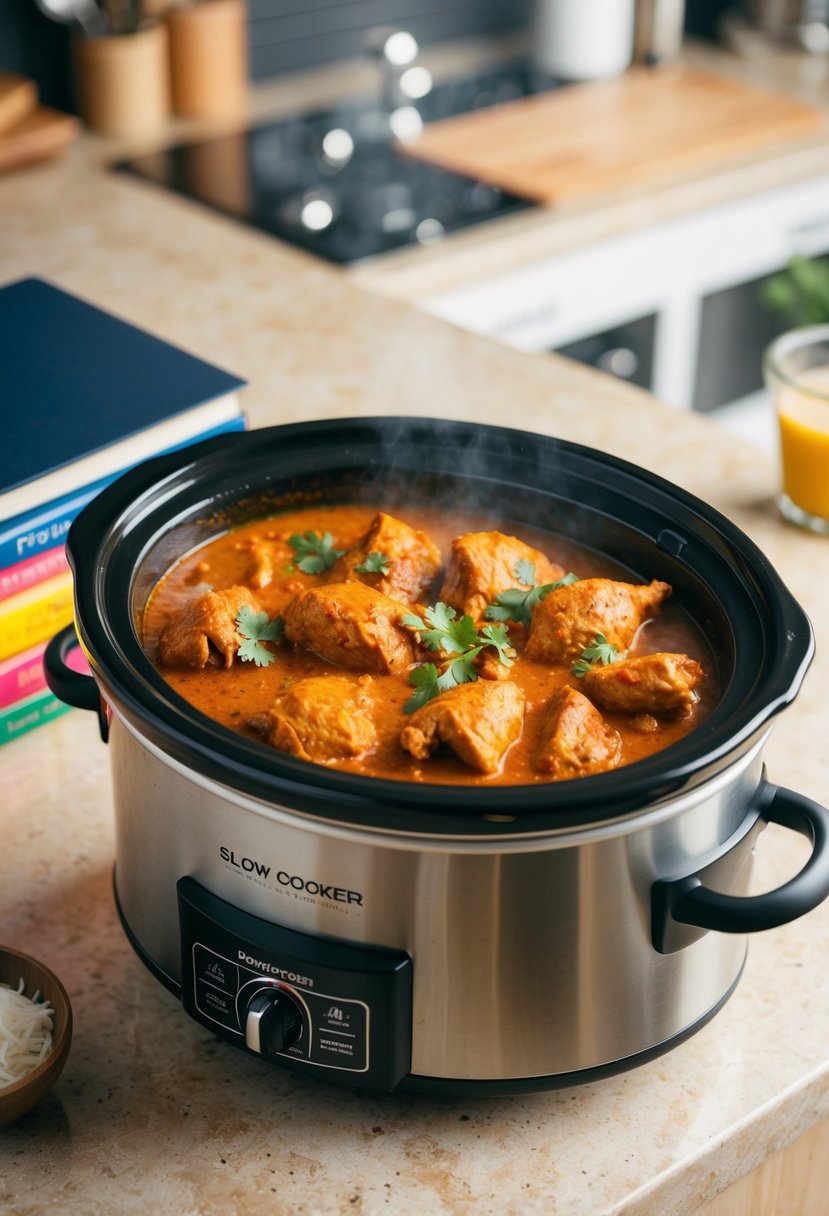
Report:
514,558,537,587
571,633,619,677
479,622,515,667
436,608,479,654
401,610,431,645
404,662,440,714
484,591,528,624
354,550,390,575
235,606,284,667
439,654,478,690
402,602,477,655
403,655,481,715
402,601,515,713
485,566,579,627
288,530,345,575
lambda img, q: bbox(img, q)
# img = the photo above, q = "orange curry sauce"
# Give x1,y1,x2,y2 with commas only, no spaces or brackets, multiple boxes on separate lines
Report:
141,505,718,787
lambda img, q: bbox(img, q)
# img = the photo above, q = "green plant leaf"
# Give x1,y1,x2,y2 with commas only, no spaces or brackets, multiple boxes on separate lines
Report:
354,550,390,575
760,255,829,327
403,662,441,714
571,633,619,677
485,565,579,627
288,531,345,574
235,606,284,667
402,600,515,712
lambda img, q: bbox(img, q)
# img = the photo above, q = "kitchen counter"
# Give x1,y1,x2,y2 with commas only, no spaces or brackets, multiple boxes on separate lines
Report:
1,42,829,1216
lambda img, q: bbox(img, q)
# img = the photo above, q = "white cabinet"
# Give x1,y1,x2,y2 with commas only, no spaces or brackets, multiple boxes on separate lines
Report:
418,173,829,415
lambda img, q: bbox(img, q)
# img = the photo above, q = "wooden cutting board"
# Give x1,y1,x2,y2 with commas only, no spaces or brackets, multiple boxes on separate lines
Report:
0,72,37,135
406,66,826,205
0,106,80,174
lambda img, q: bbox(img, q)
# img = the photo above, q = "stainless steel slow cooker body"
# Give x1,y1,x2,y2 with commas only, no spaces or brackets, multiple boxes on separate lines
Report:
48,418,829,1095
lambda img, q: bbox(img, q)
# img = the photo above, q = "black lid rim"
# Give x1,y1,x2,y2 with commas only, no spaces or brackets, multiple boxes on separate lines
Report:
66,417,815,837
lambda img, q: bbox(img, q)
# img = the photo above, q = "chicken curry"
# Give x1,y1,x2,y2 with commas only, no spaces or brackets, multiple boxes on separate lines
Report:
142,504,717,786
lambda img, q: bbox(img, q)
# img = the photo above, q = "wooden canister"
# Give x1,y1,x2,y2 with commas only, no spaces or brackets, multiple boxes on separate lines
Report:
167,0,249,119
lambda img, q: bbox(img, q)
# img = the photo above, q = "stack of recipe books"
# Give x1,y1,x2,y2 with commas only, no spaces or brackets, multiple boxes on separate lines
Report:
0,277,247,745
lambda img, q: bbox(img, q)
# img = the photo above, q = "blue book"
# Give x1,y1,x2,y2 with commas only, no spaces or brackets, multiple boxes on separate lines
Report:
0,414,247,569
0,277,247,524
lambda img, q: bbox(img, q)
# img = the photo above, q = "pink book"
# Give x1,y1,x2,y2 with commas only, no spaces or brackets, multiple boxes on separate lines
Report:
0,547,70,604
0,635,88,709
0,642,49,708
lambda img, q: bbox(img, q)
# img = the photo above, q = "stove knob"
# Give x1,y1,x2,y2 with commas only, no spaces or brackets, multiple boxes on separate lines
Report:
244,988,303,1057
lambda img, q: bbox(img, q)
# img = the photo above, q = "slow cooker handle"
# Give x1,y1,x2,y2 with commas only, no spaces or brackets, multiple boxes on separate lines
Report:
44,624,109,743
652,781,829,953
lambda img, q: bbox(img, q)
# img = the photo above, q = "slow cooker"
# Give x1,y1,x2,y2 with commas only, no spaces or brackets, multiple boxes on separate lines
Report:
45,418,829,1095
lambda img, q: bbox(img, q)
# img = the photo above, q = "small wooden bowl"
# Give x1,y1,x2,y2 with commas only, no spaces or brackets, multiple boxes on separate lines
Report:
0,946,73,1126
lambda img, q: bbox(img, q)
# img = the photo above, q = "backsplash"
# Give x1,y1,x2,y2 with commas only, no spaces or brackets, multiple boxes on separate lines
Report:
0,0,74,109
247,0,532,78
0,0,530,115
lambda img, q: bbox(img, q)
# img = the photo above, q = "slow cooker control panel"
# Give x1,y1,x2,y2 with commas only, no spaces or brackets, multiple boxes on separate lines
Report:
177,877,412,1091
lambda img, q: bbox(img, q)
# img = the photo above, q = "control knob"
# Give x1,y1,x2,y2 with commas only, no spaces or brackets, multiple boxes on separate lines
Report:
244,987,303,1057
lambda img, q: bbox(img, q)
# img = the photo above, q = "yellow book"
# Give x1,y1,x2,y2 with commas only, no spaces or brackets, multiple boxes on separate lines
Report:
0,571,74,661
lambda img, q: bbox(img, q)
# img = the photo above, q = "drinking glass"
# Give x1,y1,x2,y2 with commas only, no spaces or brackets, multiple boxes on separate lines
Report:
764,324,829,534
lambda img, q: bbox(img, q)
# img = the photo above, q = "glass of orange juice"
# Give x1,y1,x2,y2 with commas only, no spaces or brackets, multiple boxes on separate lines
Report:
764,324,829,534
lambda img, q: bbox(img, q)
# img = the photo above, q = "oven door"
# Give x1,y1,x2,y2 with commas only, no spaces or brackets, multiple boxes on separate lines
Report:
554,314,657,391
419,171,829,424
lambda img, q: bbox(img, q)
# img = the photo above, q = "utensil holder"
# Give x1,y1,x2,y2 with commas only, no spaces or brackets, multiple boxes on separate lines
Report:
72,23,171,139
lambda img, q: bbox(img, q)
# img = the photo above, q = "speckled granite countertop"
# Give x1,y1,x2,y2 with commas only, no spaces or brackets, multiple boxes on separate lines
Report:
1,44,829,1216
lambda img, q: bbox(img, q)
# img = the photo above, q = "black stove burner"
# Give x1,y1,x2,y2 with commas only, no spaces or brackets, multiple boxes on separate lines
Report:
117,61,556,265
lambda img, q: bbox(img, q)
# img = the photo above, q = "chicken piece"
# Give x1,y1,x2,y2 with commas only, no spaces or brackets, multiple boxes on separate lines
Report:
327,512,441,604
245,546,274,590
282,581,416,674
582,652,703,718
476,647,516,681
535,686,622,780
400,680,525,774
233,535,275,590
158,585,259,670
630,714,658,734
439,531,565,621
249,675,377,763
525,578,671,664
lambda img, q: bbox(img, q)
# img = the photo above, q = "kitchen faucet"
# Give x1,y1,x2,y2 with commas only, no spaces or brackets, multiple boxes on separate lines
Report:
363,27,428,114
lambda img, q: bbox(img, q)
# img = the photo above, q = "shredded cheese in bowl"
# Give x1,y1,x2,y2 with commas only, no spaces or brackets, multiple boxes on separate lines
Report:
0,979,54,1088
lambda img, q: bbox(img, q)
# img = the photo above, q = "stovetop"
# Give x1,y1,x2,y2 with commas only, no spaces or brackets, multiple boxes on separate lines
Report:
117,60,556,265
